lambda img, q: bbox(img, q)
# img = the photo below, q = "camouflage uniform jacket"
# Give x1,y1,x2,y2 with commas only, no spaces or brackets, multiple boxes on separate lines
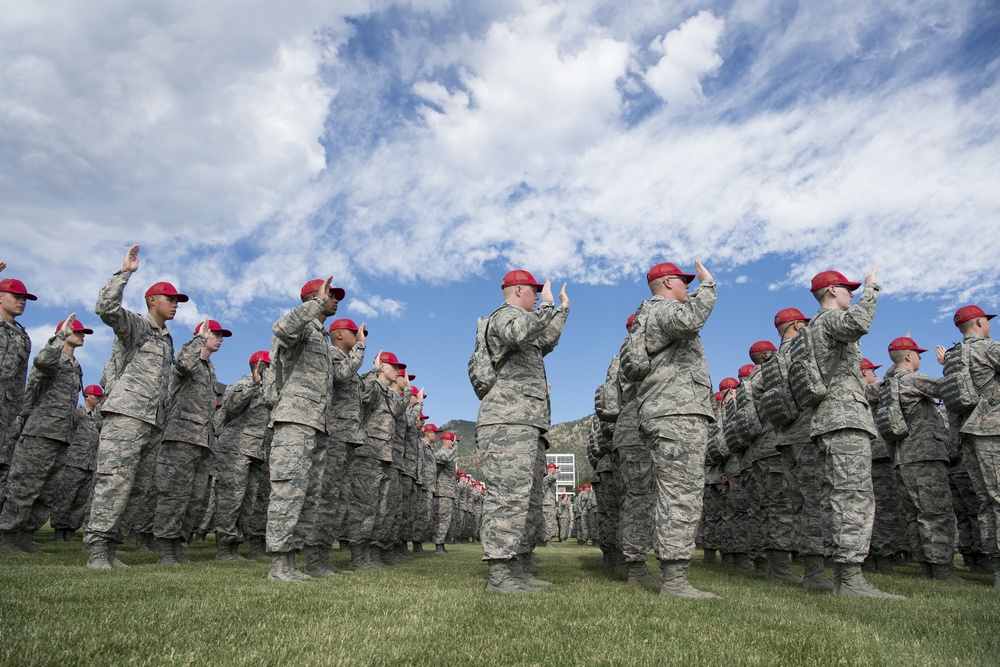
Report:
21,332,82,443
217,374,269,460
886,366,952,465
161,336,217,448
419,438,437,490
402,402,423,479
96,270,174,428
636,282,717,425
957,334,1000,437
0,317,31,464
611,353,643,450
808,282,880,438
704,401,728,484
773,337,815,446
745,365,780,463
589,414,613,473
434,444,457,498
357,371,402,462
543,472,558,509
721,400,742,477
269,298,333,433
477,300,569,430
64,405,102,470
329,343,367,445
863,382,892,461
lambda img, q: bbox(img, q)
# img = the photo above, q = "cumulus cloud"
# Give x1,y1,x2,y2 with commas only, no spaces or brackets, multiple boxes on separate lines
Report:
2,0,998,318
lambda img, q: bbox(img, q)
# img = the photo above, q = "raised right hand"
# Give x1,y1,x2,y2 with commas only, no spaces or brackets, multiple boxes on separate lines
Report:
122,244,140,273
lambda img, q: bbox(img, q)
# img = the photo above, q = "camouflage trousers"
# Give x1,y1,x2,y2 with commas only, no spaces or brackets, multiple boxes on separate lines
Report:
411,484,431,542
266,423,326,554
949,464,983,554
0,435,66,533
526,441,547,549
816,430,874,564
558,515,571,540
699,483,725,551
195,475,217,535
121,429,163,537
741,467,764,559
347,454,389,544
477,423,544,560
378,467,401,549
47,465,94,532
721,471,749,555
751,455,796,553
543,504,557,541
961,436,997,557
614,445,654,562
152,441,211,540
394,474,416,545
213,450,266,545
433,496,454,545
969,435,1000,557
641,415,709,562
897,460,955,564
870,459,906,557
780,441,824,556
85,415,161,545
312,438,351,547
595,470,621,549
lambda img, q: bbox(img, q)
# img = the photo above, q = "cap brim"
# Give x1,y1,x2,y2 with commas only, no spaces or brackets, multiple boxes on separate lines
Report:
678,274,695,284
332,288,346,300
841,282,862,291
78,328,95,335
215,329,233,337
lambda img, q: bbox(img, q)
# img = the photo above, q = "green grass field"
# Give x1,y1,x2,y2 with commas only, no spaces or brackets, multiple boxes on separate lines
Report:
2,532,998,666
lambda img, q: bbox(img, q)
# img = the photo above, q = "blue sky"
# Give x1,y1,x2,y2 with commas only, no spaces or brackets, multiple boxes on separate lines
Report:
2,0,999,425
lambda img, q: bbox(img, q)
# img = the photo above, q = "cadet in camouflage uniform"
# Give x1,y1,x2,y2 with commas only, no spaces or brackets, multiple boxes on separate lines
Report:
699,391,729,565
631,260,720,599
408,411,430,554
950,305,1000,587
309,319,366,575
214,351,272,561
720,376,751,571
806,267,903,598
433,431,458,553
947,430,986,571
766,307,832,590
477,270,568,593
152,319,228,564
265,276,343,581
746,341,802,584
0,269,35,506
733,363,763,574
348,351,405,569
400,390,424,556
47,385,103,541
0,316,89,554
84,245,184,570
417,423,441,551
557,493,572,541
577,484,596,544
589,414,620,566
883,336,965,583
860,359,904,575
542,462,559,545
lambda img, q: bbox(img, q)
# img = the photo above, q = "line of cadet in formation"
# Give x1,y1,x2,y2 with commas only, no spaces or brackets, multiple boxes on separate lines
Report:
0,250,498,579
578,261,1000,598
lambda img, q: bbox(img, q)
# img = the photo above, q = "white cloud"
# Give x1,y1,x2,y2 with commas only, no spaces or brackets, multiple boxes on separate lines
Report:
735,275,749,284
347,296,406,319
644,11,725,108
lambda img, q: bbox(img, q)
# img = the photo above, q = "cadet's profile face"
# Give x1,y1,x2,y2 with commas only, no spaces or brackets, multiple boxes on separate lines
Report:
84,394,101,410
150,294,179,321
205,331,224,353
662,276,690,303
833,285,854,311
861,368,876,383
322,292,340,317
66,330,86,348
0,292,27,319
513,285,539,311
911,351,922,371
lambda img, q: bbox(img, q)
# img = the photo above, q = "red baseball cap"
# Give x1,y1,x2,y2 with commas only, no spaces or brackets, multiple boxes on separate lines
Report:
714,391,723,401
411,386,423,397
378,351,406,369
773,307,810,327
888,336,927,354
501,270,543,291
300,279,346,301
83,384,104,397
646,262,694,284
810,271,861,293
144,282,189,303
0,278,37,300
329,318,368,335
249,350,271,365
423,423,442,433
56,319,94,335
440,431,457,441
719,377,739,391
953,305,997,327
546,462,558,469
860,358,882,371
194,320,233,337
419,412,428,420
404,371,416,381
626,313,636,331
738,363,756,379
749,340,777,355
